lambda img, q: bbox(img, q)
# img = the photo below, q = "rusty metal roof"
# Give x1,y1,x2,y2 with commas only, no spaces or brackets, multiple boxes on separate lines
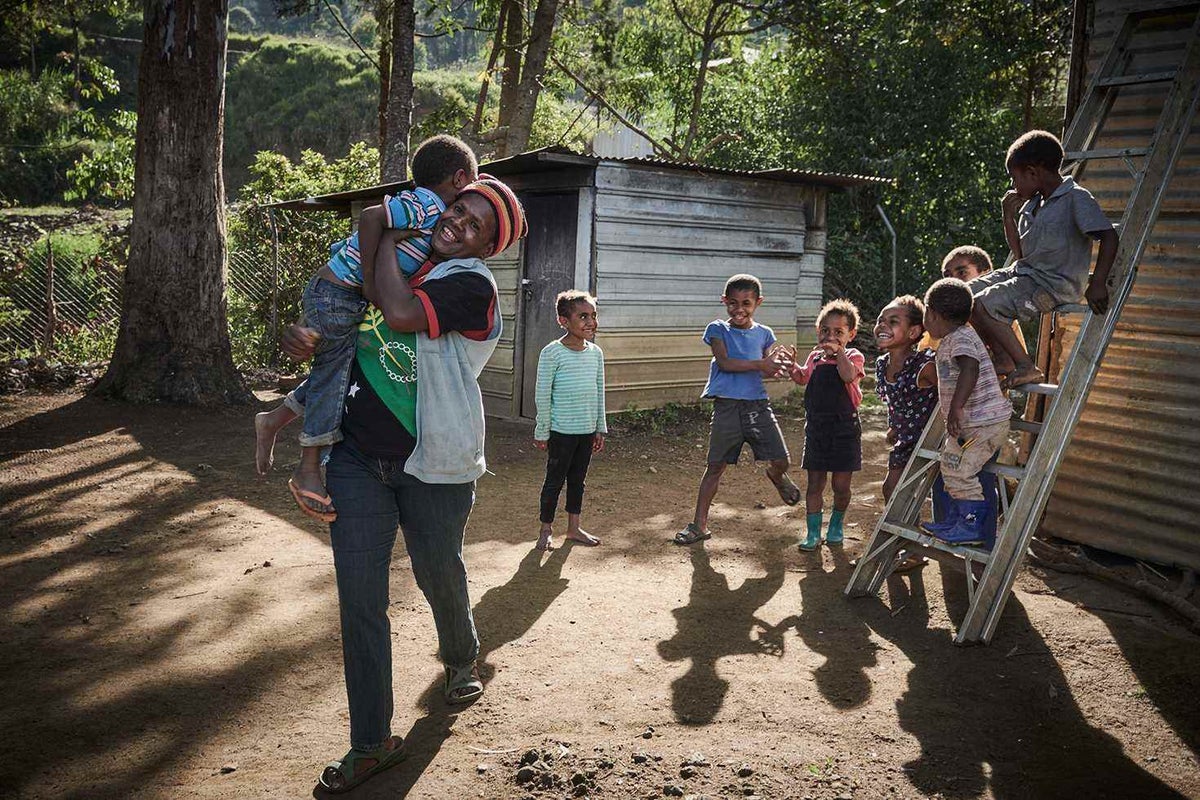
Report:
263,146,892,211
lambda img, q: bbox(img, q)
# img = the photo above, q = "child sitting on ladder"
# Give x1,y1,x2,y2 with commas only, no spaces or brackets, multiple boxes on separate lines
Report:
533,291,607,551
920,279,1012,545
790,299,866,552
970,130,1119,388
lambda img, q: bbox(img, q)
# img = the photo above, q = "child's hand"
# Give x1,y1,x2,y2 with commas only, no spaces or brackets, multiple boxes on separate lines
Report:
886,427,897,445
946,406,965,438
534,438,547,451
1084,281,1110,314
281,324,320,361
592,433,605,453
1002,190,1024,220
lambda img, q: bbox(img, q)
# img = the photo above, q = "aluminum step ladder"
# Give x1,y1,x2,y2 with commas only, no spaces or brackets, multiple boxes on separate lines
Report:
845,6,1200,645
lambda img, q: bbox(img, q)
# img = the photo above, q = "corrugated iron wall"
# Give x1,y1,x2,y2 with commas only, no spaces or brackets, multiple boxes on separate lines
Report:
590,163,815,409
1040,1,1200,568
480,240,522,418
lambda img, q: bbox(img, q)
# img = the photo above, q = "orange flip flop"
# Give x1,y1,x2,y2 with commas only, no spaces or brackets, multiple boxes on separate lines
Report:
288,478,337,523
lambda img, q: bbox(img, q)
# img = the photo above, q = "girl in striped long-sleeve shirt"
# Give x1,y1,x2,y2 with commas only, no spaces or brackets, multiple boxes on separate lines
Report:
533,291,607,550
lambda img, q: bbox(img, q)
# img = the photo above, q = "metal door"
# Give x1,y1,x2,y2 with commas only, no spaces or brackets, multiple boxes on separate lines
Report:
519,192,580,418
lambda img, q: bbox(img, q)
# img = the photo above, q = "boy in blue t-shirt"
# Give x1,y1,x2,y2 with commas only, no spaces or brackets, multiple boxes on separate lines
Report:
254,135,478,521
675,274,800,545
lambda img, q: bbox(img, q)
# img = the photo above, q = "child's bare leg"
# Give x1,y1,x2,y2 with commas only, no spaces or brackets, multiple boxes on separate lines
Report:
693,462,727,532
972,304,1041,384
291,445,334,514
537,522,555,551
805,469,828,514
565,512,599,545
766,458,801,505
882,466,904,504
831,471,852,512
255,404,298,475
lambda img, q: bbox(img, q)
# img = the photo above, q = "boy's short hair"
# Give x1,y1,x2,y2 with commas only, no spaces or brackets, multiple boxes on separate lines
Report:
556,290,596,318
818,298,860,330
412,134,478,187
1006,130,1064,172
941,245,992,276
924,278,973,325
723,274,762,298
891,294,925,327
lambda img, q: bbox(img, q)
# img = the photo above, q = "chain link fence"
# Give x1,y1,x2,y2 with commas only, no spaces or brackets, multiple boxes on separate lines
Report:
0,206,342,369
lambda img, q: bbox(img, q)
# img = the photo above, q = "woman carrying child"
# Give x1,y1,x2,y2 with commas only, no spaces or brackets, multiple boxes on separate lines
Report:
790,300,865,551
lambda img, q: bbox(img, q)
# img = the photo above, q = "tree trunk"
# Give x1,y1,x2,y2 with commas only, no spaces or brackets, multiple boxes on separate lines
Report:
502,0,560,157
377,0,392,155
495,0,524,155
95,0,248,405
381,0,415,181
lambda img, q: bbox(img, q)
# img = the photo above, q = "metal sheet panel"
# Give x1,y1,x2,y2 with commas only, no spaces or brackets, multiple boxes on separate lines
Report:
481,241,522,418
1040,1,1200,568
592,163,817,409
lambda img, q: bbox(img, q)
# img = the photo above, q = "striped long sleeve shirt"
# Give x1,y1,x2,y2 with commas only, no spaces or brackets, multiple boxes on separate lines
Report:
534,339,607,440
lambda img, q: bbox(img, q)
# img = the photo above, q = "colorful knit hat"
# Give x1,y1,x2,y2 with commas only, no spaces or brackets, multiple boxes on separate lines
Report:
459,175,527,256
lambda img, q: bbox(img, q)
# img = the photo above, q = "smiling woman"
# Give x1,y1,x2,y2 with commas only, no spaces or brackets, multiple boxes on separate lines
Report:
277,177,529,793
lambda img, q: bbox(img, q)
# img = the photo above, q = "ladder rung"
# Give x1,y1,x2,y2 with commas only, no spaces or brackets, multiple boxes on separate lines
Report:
1064,147,1150,161
1009,416,1042,434
1054,303,1090,315
1009,382,1059,396
880,521,994,561
915,448,1027,480
1097,70,1178,88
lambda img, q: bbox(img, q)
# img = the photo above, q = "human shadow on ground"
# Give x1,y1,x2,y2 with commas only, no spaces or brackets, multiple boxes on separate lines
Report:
657,543,791,725
847,565,1190,799
322,544,576,798
792,544,880,709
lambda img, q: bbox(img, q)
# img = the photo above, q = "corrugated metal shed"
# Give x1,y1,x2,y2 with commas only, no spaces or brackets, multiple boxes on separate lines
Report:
266,147,889,420
1038,0,1200,569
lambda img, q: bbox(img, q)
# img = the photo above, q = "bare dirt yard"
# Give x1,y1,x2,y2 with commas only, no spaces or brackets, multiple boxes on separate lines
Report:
2,390,1198,800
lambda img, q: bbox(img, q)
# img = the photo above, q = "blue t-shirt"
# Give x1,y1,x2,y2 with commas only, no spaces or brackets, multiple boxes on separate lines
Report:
701,319,776,400
327,186,445,285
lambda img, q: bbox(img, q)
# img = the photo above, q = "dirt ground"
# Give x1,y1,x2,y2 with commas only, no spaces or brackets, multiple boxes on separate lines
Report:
2,391,1198,800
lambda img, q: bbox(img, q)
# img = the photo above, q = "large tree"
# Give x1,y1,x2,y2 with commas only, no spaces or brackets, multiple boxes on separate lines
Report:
96,0,249,404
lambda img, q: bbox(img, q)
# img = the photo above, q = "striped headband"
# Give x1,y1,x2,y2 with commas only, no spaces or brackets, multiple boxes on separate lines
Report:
459,176,528,256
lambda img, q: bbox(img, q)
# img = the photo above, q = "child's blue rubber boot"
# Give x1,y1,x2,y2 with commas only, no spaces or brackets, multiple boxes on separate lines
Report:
935,499,991,546
800,512,822,551
920,500,960,535
826,508,846,545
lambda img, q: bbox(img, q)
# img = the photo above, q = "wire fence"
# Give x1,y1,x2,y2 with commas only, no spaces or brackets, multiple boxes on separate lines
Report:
0,206,349,368
0,230,299,368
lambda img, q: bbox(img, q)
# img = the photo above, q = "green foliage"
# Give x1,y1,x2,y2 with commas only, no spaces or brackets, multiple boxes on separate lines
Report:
66,110,135,203
226,143,380,367
0,69,83,205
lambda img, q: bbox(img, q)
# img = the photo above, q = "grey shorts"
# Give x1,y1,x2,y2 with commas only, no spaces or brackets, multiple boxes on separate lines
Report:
707,398,789,464
969,268,1059,324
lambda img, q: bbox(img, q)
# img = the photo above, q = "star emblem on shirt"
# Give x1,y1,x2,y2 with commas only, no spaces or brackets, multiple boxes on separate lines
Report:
347,382,360,399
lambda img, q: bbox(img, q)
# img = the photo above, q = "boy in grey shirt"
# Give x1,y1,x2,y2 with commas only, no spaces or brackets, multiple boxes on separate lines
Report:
970,130,1119,388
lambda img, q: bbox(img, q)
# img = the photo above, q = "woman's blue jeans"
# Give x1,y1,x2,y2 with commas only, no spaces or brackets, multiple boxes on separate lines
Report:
325,440,479,751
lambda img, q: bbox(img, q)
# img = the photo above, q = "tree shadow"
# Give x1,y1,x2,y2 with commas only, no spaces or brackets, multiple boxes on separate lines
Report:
657,543,790,726
792,545,879,709
849,565,1189,799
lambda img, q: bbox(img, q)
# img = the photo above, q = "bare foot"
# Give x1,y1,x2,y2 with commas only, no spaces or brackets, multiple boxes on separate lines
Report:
565,528,600,546
771,473,801,506
536,528,555,551
1003,362,1045,389
991,352,1016,376
254,406,297,475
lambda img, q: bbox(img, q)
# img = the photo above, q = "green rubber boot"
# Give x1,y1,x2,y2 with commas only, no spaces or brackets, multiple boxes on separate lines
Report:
800,512,822,551
826,508,846,545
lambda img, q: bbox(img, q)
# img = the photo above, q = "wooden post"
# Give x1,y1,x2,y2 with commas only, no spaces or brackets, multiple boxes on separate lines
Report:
42,238,56,357
267,208,281,367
